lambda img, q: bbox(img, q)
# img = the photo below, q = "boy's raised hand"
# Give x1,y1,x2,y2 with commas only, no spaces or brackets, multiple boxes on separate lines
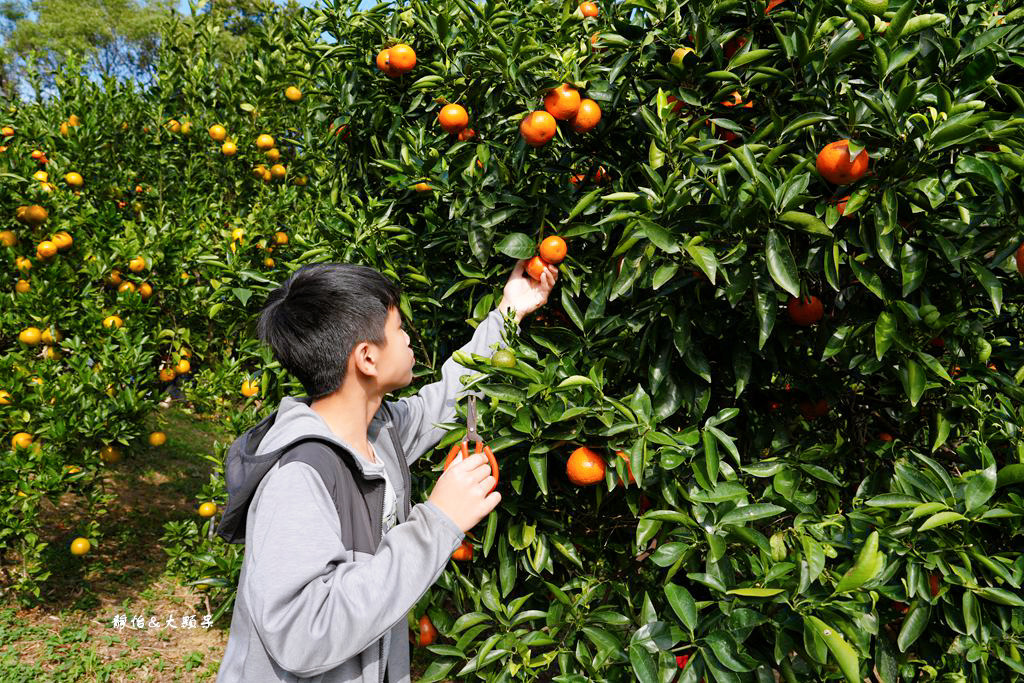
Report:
498,259,558,323
428,453,501,532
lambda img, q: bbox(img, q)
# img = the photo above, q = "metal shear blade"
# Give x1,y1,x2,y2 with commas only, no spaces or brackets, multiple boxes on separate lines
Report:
466,395,479,448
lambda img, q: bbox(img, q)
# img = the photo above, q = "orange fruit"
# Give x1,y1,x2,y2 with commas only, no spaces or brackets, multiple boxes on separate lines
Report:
264,257,275,267
180,121,192,135
167,119,181,133
118,281,136,294
414,182,431,192
417,615,437,646
241,379,259,397
519,111,557,147
284,86,302,101
106,270,123,286
451,540,473,561
59,122,69,136
99,445,122,464
70,538,91,555
544,84,582,121
270,164,287,180
198,502,217,517
376,48,400,77
15,280,30,294
256,134,275,150
388,44,416,72
526,255,550,280
159,367,177,382
68,114,81,126
816,140,870,185
175,359,191,375
787,295,823,325
40,327,61,344
221,141,237,156
570,99,602,133
18,327,42,345
879,432,894,442
580,1,598,17
16,204,48,227
538,236,567,264
12,432,33,449
208,124,227,141
252,164,268,179
138,282,153,300
1,126,13,136
798,399,829,420
724,35,747,59
15,256,31,272
438,104,469,134
265,148,281,163
148,431,167,447
32,170,49,182
567,446,606,486
590,32,606,53
52,231,73,250
129,256,146,272
0,230,16,246
721,91,754,108
0,390,11,405
274,231,289,245
36,241,57,259
615,450,636,484
102,315,124,329
835,195,851,216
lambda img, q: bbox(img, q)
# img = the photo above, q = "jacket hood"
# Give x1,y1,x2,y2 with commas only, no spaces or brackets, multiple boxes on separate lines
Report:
215,395,389,544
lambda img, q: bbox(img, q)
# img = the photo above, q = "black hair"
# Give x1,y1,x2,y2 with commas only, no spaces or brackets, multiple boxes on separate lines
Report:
257,263,402,399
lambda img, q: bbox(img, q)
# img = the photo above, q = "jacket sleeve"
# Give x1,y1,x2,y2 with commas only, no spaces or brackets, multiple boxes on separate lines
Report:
245,461,465,677
386,307,520,464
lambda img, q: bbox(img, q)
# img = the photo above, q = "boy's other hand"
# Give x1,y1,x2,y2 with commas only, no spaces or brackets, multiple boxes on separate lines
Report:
428,453,501,532
497,259,557,324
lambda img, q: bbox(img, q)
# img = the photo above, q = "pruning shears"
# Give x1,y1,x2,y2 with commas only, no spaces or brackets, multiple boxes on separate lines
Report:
443,395,500,493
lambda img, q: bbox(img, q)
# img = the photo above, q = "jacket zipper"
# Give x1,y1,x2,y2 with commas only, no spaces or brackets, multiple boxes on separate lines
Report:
379,477,386,683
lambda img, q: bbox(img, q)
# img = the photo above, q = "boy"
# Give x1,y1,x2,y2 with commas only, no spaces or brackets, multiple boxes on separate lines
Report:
214,258,557,682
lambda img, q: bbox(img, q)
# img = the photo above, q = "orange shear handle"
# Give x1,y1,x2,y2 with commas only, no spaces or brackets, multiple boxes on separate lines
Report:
443,441,499,493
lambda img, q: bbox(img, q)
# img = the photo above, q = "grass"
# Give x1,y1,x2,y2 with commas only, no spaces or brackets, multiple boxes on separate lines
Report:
0,402,233,682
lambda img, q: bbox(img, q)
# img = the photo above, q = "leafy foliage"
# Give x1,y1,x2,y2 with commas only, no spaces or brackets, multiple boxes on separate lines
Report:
2,0,1024,680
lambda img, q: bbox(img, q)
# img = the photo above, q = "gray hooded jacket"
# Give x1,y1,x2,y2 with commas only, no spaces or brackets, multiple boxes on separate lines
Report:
214,308,518,682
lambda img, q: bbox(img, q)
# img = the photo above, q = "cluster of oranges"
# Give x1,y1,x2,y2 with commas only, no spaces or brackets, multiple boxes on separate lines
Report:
105,256,155,301
781,140,872,327
525,235,567,281
520,83,602,147
375,43,417,78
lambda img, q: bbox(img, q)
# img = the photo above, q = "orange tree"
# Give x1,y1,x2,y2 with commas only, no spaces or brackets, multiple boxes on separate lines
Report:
4,0,1024,680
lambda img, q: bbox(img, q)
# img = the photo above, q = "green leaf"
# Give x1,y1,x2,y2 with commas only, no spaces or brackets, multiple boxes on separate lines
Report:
897,602,930,652
976,587,1024,607
778,211,832,236
834,531,884,593
964,464,998,512
717,504,786,528
874,311,896,361
664,584,698,631
917,511,966,531
804,616,861,683
727,588,785,597
495,232,536,259
897,359,926,407
765,229,800,298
